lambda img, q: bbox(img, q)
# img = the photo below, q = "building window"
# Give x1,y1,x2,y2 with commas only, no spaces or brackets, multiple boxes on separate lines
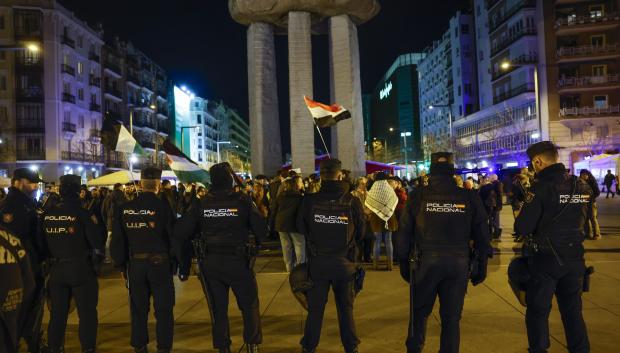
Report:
78,88,84,101
198,151,203,162
593,95,608,108
63,82,71,94
197,114,202,124
77,61,83,75
454,26,458,37
464,83,472,95
90,93,96,104
0,15,4,30
461,24,469,34
589,5,604,18
78,114,84,128
591,34,605,46
77,35,83,48
0,106,7,123
0,74,6,91
592,65,607,77
64,111,71,122
458,85,461,96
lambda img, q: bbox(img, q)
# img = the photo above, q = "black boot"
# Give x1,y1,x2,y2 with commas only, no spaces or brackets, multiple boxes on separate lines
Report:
301,347,315,353
219,347,231,353
83,349,96,353
247,344,259,353
134,346,148,353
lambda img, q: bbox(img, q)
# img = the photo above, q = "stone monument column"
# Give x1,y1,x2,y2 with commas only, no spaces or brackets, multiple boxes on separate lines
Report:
329,15,366,176
288,11,315,175
247,22,282,175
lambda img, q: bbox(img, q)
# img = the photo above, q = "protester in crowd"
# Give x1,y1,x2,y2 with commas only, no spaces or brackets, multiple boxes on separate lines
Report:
252,182,269,219
351,177,373,263
454,175,464,188
159,180,178,212
366,172,399,271
101,183,127,262
580,169,601,240
511,168,530,219
306,174,321,194
603,169,616,198
270,175,305,272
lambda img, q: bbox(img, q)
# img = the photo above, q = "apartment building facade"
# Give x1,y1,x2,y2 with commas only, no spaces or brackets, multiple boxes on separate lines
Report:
540,0,620,167
0,0,104,181
209,100,251,174
189,95,218,170
418,12,478,161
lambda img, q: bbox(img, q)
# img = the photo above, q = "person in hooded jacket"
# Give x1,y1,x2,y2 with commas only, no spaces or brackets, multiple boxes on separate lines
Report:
270,175,306,272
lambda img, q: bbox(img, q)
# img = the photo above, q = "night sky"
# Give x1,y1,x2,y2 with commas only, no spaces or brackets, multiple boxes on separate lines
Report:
60,0,469,155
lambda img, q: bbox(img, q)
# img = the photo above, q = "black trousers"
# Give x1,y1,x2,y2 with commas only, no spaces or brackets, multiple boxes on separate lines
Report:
128,259,175,351
200,255,261,349
406,256,469,353
302,279,359,352
47,261,98,352
526,255,589,353
20,273,43,353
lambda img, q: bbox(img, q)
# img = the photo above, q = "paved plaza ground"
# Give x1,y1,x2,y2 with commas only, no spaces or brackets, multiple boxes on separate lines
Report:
40,197,620,353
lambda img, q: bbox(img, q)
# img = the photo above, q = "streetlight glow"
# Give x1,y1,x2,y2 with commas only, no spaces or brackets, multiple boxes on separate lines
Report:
500,61,511,70
30,165,38,171
130,154,138,163
26,43,40,53
428,105,434,110
531,132,540,139
149,104,156,109
389,127,394,132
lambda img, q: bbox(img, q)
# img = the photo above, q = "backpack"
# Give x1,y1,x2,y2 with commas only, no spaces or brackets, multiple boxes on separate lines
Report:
308,193,355,258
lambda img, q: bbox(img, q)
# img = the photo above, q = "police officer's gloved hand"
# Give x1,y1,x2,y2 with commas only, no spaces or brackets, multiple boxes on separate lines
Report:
399,260,410,282
470,257,488,286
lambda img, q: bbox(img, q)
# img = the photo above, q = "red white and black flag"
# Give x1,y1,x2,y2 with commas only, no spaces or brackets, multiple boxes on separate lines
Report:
304,96,351,128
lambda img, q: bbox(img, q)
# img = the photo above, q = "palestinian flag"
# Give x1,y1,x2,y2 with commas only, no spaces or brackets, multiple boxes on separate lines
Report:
304,96,351,128
162,140,210,184
101,116,143,154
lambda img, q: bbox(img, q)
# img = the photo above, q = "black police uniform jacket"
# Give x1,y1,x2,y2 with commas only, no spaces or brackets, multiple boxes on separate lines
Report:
0,187,44,274
396,175,490,262
296,180,365,281
515,163,593,255
173,189,266,276
0,224,35,351
42,198,104,263
110,192,175,267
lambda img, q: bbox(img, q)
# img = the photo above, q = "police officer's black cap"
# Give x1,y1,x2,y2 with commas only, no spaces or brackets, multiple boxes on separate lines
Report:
13,168,44,183
59,174,81,188
430,152,455,165
140,166,162,180
526,141,557,160
209,162,233,190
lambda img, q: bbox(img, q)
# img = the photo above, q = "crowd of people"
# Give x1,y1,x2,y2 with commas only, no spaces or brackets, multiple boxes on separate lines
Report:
0,141,614,353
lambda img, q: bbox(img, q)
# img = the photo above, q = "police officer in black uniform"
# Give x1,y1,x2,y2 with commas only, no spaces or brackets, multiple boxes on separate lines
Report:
42,175,104,353
0,224,35,353
174,162,265,353
296,158,365,353
515,141,592,353
0,168,46,352
111,167,176,353
396,152,490,353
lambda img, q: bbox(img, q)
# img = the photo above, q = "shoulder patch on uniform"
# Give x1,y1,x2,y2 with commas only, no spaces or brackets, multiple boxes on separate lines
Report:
525,191,535,203
90,215,99,225
2,213,13,223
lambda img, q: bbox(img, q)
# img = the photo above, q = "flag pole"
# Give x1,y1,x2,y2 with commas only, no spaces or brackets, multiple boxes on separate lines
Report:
313,122,331,159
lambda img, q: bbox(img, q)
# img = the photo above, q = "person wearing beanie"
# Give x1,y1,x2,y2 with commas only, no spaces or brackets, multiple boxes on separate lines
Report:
296,158,366,353
396,152,491,353
111,167,178,353
174,162,266,353
515,141,593,353
41,174,105,353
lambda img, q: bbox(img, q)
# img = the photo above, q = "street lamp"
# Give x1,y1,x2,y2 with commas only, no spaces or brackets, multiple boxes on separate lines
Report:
500,60,542,140
216,141,231,163
400,131,412,178
372,137,389,163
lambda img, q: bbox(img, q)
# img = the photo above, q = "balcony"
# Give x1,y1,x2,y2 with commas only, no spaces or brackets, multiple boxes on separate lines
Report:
104,86,123,100
489,0,536,34
62,122,77,133
486,0,501,10
555,12,620,35
557,74,620,92
88,51,100,63
490,27,537,57
492,54,538,81
16,118,44,133
127,72,140,85
16,87,43,101
89,75,101,87
89,102,101,112
61,151,88,161
15,26,42,41
89,129,101,143
142,80,154,92
16,149,45,160
158,123,170,135
560,105,620,117
61,64,75,76
104,61,122,76
493,82,535,104
62,92,76,104
556,43,620,63
60,34,75,48
15,56,42,70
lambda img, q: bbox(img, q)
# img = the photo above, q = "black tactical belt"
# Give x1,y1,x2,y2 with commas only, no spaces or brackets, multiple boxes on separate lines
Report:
131,252,169,261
